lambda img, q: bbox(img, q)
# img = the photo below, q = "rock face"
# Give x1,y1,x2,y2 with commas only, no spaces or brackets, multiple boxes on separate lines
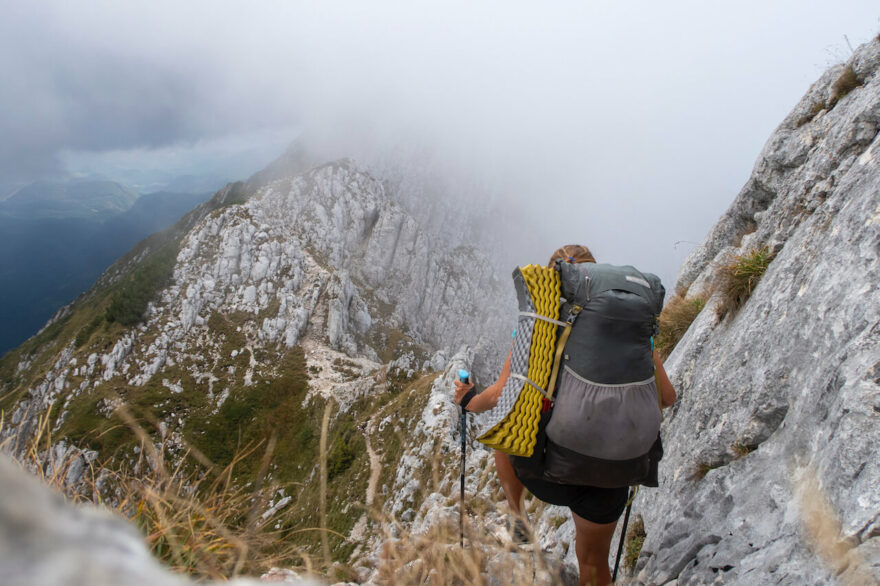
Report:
0,453,183,586
632,39,880,584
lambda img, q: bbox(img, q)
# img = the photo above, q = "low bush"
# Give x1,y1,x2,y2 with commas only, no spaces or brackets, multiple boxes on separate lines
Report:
326,417,361,480
105,243,179,327
655,294,706,360
716,247,776,319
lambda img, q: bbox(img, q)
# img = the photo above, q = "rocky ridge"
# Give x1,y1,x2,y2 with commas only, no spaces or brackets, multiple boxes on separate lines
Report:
4,159,510,447
0,157,514,580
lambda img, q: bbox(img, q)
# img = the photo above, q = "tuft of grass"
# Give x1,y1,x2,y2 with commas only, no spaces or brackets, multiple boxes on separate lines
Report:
692,461,720,481
828,65,863,110
731,442,758,459
655,294,706,360
795,64,863,127
716,247,776,319
624,515,646,573
795,100,827,128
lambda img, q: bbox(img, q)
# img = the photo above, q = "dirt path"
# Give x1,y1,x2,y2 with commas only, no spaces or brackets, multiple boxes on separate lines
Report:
363,420,382,508
349,408,386,545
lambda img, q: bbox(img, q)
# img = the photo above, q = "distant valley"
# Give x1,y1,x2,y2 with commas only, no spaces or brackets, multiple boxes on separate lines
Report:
0,180,211,355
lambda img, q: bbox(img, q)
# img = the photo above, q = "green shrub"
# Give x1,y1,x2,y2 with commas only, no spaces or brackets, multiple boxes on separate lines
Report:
716,247,776,319
655,294,706,360
326,417,361,480
105,243,179,326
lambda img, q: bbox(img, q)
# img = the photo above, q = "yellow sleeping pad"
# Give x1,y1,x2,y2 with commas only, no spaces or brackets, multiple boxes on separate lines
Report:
476,264,561,457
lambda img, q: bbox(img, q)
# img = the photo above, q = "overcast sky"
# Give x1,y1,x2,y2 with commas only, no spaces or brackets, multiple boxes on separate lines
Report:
1,0,878,287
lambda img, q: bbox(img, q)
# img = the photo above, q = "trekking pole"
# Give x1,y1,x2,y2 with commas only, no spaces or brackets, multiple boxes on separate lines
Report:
458,369,470,547
612,486,637,582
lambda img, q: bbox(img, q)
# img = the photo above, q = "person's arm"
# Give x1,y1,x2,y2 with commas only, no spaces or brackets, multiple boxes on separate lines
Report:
653,350,676,407
453,351,511,413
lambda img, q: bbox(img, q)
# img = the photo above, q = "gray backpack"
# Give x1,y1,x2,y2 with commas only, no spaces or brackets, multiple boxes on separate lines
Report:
540,262,665,488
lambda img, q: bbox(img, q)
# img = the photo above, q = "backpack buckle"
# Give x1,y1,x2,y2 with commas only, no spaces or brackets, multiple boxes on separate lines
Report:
566,305,582,325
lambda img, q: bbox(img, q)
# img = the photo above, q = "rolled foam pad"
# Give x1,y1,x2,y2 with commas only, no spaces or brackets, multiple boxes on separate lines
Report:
476,264,560,457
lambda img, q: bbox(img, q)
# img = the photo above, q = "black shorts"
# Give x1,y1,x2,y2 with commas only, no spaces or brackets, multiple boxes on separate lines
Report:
517,474,629,524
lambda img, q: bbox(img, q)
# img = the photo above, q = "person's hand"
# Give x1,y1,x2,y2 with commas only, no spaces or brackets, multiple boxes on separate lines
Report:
454,378,475,405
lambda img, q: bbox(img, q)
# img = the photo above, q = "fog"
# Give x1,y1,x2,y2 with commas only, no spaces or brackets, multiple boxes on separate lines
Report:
1,0,878,287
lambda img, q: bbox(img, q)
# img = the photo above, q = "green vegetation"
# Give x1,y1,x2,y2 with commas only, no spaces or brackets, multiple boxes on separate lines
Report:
624,515,647,573
332,357,361,382
326,416,362,480
15,409,310,580
105,242,179,326
221,181,250,207
185,347,314,482
74,314,105,348
655,294,707,360
716,247,776,319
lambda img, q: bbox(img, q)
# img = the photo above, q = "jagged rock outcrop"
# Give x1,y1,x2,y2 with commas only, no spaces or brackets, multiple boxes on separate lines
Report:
3,159,510,452
631,39,880,584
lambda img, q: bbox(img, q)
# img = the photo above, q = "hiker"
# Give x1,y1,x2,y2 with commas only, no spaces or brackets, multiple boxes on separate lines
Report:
454,244,676,586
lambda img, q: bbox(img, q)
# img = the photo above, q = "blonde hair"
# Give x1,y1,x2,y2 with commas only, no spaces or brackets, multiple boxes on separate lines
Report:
548,244,596,268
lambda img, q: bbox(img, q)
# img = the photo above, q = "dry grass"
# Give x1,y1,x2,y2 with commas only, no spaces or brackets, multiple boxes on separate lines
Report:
372,515,564,585
796,468,876,585
730,442,757,459
655,294,707,360
715,247,776,319
1,404,317,581
828,65,863,109
2,373,574,585
796,63,863,127
795,100,827,128
691,460,720,482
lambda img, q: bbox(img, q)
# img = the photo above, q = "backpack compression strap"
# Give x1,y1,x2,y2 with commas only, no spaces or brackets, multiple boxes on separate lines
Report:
546,304,582,402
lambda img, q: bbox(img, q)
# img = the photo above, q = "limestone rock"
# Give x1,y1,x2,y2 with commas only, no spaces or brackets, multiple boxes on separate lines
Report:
631,38,880,584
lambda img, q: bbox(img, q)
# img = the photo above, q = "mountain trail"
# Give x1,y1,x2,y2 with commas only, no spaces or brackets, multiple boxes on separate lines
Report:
363,417,382,509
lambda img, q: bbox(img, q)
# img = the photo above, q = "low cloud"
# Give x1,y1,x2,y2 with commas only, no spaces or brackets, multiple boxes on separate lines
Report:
1,0,877,284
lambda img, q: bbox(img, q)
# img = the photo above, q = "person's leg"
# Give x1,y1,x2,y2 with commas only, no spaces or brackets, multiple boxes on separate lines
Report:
571,511,618,586
493,450,525,516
